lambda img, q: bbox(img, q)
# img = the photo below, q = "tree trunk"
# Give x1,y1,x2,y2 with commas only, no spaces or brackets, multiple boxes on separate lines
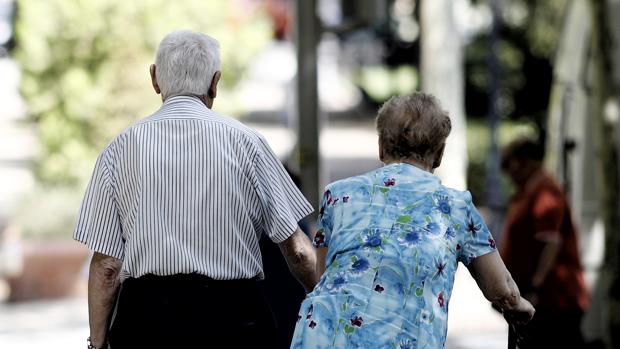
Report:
420,0,467,190
545,1,620,347
592,1,620,346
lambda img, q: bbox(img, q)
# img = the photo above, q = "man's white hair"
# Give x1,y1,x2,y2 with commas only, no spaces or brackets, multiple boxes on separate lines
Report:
155,30,221,99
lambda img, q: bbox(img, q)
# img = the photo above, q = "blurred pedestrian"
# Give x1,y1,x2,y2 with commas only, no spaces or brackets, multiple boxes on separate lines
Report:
500,138,589,349
73,30,318,349
291,93,534,348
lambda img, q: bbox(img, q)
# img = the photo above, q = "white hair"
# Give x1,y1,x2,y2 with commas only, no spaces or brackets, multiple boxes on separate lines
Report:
155,30,221,99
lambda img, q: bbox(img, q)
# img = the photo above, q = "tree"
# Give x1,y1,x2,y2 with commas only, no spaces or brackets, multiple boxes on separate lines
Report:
420,0,468,190
591,1,620,346
15,0,272,186
546,0,620,346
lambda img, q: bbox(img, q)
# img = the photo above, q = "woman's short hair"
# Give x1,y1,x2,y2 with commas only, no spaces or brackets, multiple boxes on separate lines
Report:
376,92,452,163
155,30,221,99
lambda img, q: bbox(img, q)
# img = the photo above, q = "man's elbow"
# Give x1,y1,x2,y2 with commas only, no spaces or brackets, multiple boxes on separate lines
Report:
287,243,316,272
90,253,122,287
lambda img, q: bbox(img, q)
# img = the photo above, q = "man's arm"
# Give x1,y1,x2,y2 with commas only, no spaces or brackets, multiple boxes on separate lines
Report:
88,252,122,347
468,251,535,326
316,247,328,276
527,189,564,303
278,228,318,293
528,232,562,304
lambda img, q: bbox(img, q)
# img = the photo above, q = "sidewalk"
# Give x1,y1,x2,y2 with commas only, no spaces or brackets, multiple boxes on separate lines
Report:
0,297,88,349
446,267,508,349
0,268,507,349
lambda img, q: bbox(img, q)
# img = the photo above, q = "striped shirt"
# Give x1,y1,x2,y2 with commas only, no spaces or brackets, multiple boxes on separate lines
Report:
73,95,314,280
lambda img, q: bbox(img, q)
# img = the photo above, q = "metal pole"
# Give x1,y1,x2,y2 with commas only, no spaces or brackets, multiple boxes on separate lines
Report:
295,0,321,216
485,0,505,239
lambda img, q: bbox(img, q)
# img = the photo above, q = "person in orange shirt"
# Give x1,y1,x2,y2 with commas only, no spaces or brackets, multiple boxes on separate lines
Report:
500,138,589,349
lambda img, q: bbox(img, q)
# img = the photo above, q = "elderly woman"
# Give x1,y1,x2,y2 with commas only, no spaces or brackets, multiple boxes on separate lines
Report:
291,93,534,348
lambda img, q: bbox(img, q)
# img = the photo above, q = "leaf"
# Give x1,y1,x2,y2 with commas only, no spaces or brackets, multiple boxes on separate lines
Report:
396,215,412,224
380,187,389,193
344,325,355,334
415,288,424,297
404,202,422,210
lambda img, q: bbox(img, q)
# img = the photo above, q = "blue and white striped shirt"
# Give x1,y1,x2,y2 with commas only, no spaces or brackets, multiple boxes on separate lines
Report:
74,95,313,280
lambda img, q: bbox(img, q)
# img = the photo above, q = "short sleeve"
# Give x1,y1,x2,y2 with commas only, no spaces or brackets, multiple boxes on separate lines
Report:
458,193,497,266
254,137,314,243
73,151,125,260
313,189,334,248
531,189,564,240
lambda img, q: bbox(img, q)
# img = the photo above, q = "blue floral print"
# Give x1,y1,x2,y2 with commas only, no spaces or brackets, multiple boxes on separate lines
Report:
291,163,496,349
363,230,384,248
399,228,421,247
426,222,442,235
351,257,370,273
436,196,452,215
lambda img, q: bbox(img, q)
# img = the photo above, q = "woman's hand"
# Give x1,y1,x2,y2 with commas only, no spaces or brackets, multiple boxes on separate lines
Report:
467,252,535,326
503,297,535,326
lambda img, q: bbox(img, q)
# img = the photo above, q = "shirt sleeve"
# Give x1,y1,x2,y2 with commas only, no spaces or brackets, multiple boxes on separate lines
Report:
73,150,125,260
254,137,314,243
458,192,497,266
531,189,564,241
313,188,334,248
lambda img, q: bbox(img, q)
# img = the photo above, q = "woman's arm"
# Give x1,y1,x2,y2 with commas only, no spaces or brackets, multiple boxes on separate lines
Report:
88,252,122,347
468,251,535,326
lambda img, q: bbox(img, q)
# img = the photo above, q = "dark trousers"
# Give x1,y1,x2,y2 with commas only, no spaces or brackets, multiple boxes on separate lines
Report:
108,274,277,349
511,308,585,349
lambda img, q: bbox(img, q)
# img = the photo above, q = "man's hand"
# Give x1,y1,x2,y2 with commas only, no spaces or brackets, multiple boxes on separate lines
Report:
88,252,122,347
278,228,318,293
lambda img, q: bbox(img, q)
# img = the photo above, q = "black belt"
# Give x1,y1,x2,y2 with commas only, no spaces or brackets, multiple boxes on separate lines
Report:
123,272,260,289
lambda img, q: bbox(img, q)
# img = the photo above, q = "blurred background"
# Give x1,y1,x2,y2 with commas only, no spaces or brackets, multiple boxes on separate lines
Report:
0,0,619,348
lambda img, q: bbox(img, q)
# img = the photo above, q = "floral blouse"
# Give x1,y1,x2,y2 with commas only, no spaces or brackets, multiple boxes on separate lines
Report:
291,163,496,349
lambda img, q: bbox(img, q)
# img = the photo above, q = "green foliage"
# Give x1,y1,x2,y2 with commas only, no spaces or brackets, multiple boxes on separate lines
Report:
356,65,418,102
15,0,272,186
466,119,537,204
465,0,568,120
500,0,568,59
522,0,568,59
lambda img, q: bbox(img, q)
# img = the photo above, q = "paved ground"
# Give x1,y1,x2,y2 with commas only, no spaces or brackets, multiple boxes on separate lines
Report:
0,268,507,349
0,297,88,349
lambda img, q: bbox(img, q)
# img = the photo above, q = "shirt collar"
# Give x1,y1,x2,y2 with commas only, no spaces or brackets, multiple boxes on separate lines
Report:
382,162,441,184
162,95,209,109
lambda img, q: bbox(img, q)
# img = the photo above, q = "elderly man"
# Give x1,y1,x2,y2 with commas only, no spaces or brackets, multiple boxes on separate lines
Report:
74,30,318,349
